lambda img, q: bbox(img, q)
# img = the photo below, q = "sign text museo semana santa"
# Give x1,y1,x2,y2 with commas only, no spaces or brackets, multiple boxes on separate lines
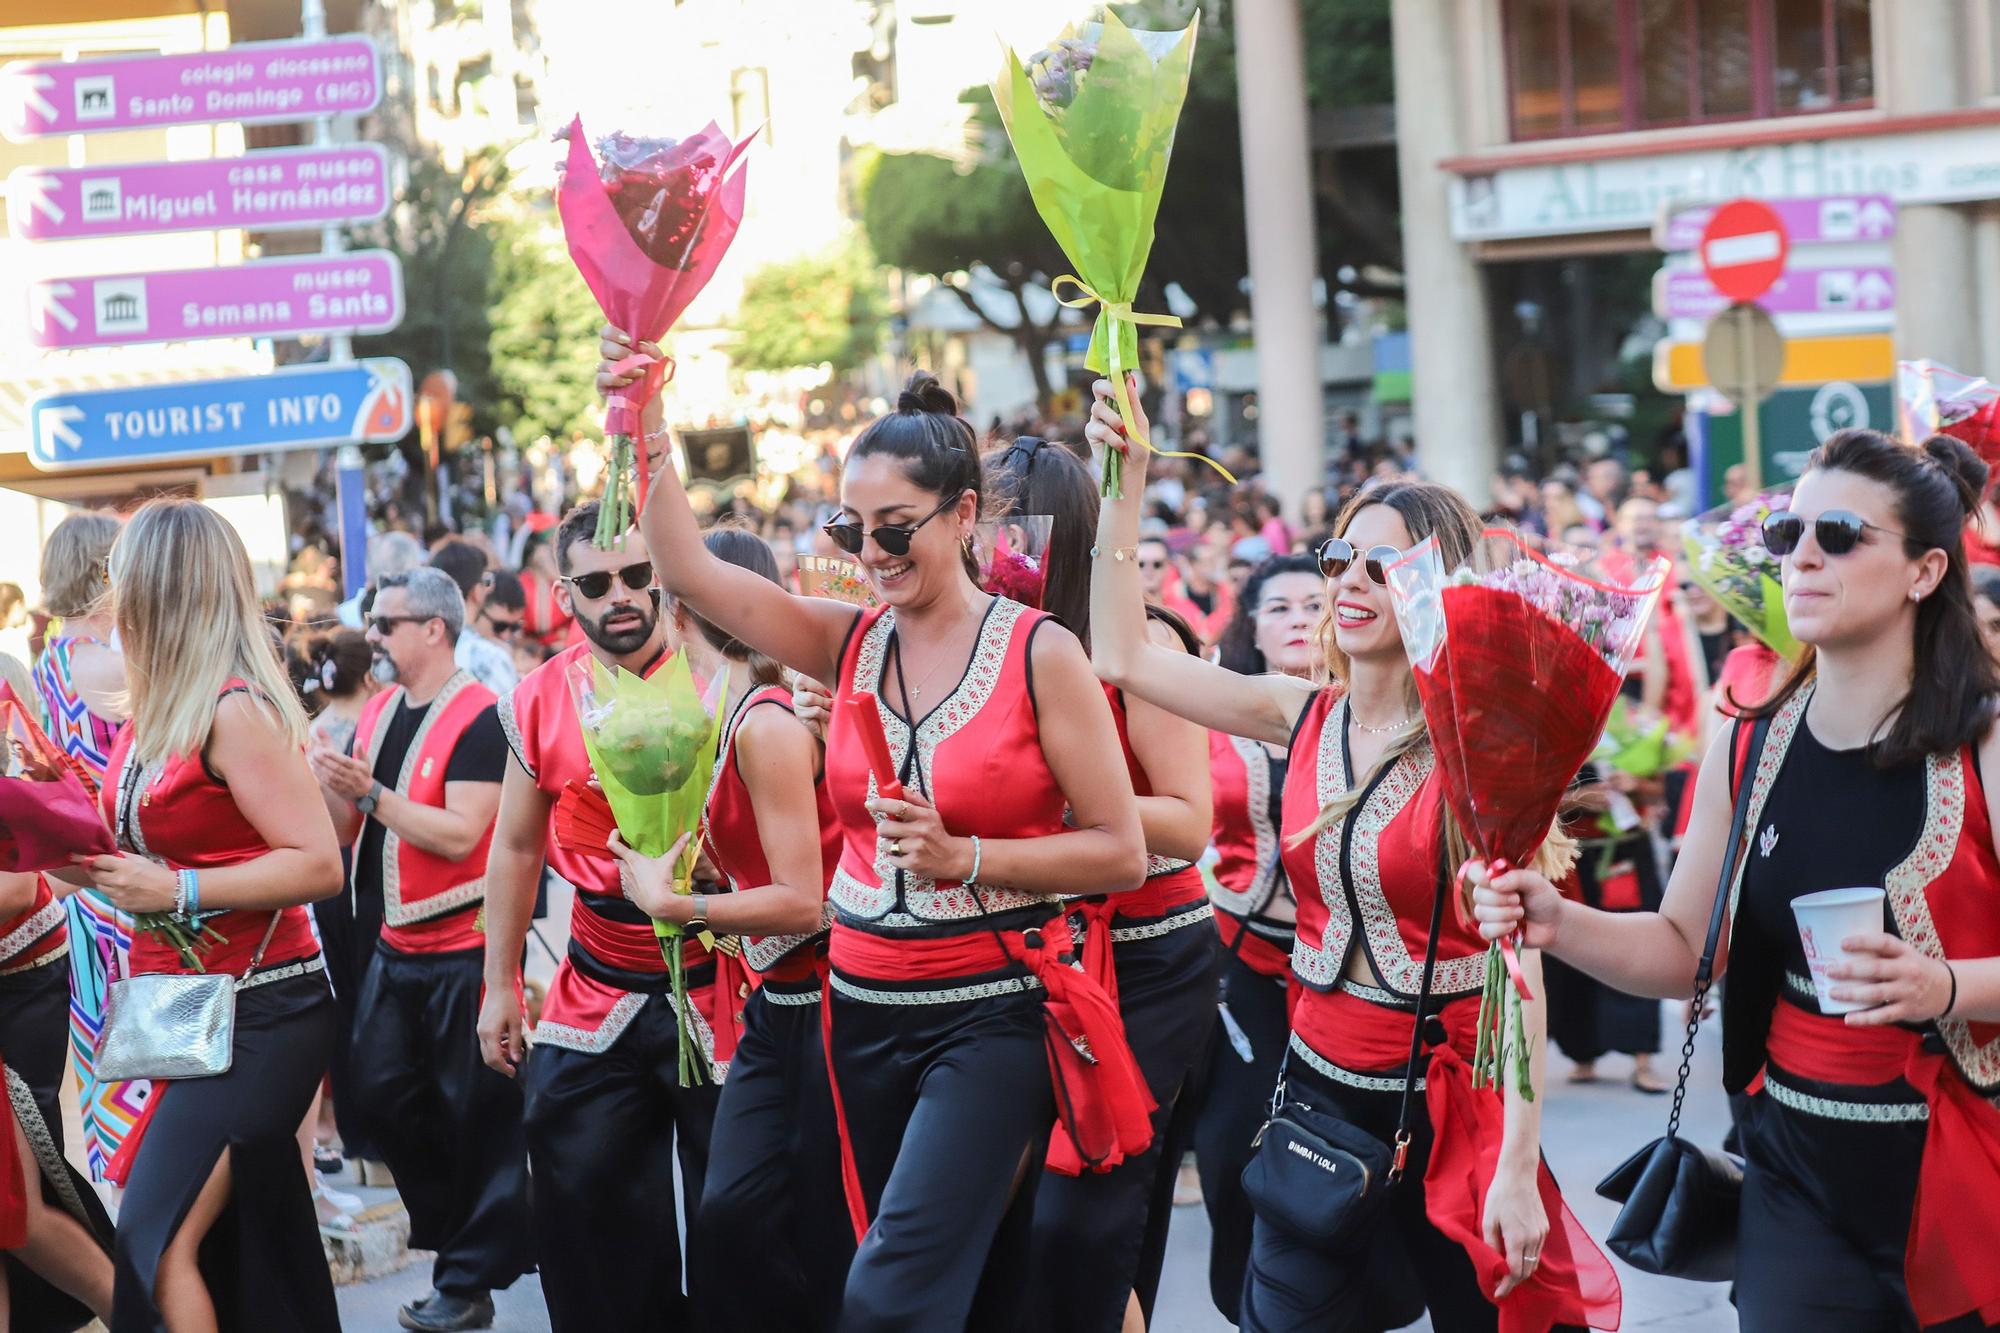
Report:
1450,124,2000,241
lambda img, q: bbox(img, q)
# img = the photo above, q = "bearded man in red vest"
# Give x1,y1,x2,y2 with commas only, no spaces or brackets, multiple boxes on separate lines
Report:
312,565,533,1332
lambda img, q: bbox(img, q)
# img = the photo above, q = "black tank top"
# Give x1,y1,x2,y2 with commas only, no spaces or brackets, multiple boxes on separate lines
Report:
1723,710,1926,1089
1737,714,1924,982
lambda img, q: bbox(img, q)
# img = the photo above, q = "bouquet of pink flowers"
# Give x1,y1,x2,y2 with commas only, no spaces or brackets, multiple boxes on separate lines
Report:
1681,488,1799,662
558,117,752,547
1388,531,1668,1098
1899,358,2000,482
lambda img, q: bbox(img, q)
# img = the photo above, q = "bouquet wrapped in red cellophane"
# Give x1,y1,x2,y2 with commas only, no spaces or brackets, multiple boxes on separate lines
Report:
1898,358,2000,481
557,117,752,547
0,688,111,873
1385,529,1668,1097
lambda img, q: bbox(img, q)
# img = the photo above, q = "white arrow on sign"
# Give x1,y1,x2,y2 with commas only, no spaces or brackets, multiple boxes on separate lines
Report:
3,72,55,133
1857,198,1895,240
36,405,83,456
29,282,76,335
10,172,60,226
1856,271,1893,309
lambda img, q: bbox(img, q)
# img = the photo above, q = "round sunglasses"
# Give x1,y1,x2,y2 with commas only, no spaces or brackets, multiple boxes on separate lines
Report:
1317,537,1402,585
1760,509,1910,558
822,493,958,559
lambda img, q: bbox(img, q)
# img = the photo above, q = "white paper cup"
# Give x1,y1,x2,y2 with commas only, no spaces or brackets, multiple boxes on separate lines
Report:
1790,887,1888,1015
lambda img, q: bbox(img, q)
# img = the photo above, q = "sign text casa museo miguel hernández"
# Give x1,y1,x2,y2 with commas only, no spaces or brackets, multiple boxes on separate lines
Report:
29,359,413,471
0,37,380,141
7,144,389,241
27,251,404,350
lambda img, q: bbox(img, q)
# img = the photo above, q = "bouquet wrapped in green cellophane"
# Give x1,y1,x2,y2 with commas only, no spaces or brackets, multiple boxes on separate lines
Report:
568,651,722,1085
993,9,1226,497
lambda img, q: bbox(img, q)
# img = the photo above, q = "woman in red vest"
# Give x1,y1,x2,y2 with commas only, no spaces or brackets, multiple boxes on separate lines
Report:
611,334,1146,1332
1087,378,1618,1333
75,499,343,1332
986,436,1217,1333
1478,428,2000,1330
610,524,850,1331
1193,551,1322,1322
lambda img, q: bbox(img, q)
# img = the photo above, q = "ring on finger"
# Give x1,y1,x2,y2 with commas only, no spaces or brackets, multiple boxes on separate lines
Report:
889,839,903,856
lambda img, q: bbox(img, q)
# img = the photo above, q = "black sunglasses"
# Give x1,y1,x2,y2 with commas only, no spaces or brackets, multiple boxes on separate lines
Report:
823,493,960,558
368,614,435,636
1317,538,1402,585
563,561,654,600
481,609,524,637
1760,509,1911,558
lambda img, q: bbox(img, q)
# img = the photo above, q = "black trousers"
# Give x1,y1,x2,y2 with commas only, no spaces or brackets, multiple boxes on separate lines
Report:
0,953,115,1333
828,972,1054,1333
351,943,535,1299
112,972,339,1333
522,989,720,1333
314,860,384,1161
1191,944,1291,1325
693,976,850,1333
1545,840,1661,1065
1738,1072,1990,1331
1029,912,1219,1332
1239,1053,1576,1333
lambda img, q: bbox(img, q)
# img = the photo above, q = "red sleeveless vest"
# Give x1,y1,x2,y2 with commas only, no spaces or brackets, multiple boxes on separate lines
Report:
101,682,318,978
702,683,838,977
352,673,496,953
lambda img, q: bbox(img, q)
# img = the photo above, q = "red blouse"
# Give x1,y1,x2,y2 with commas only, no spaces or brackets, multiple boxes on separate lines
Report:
1104,683,1204,912
703,683,839,976
100,685,318,978
0,875,65,973
1280,690,1488,1008
825,599,1067,936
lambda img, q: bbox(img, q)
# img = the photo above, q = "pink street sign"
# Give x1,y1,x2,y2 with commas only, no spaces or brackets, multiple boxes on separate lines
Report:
26,251,404,350
0,37,380,142
1657,195,1896,252
1656,263,1896,322
8,145,389,242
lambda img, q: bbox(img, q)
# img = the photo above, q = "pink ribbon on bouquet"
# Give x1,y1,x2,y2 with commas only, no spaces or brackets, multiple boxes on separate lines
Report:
1459,857,1533,1002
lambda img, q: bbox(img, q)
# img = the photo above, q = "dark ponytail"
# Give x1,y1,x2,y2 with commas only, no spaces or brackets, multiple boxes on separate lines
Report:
689,524,785,688
849,370,984,581
987,435,1096,646
1748,427,1998,764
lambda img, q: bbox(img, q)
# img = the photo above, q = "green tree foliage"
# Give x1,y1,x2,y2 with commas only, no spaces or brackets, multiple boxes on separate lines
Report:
484,209,607,446
730,239,888,374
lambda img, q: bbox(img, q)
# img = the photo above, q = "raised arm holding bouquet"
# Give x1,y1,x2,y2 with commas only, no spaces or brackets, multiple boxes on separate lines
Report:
993,10,1227,497
558,118,751,547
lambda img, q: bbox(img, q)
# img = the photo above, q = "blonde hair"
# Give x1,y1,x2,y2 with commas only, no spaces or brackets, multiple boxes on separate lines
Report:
40,511,120,620
1297,482,1577,882
110,500,308,766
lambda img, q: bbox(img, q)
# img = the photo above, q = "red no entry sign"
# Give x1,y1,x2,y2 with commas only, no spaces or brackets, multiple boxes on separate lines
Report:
1700,199,1789,304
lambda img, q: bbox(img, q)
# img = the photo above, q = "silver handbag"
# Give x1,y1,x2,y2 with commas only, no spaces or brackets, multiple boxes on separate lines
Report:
94,912,282,1084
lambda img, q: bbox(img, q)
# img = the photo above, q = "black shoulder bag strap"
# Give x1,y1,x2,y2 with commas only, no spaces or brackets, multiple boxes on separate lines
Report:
1665,713,1772,1141
1387,861,1449,1182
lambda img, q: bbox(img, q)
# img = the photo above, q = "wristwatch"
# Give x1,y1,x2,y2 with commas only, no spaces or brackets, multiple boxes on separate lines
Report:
355,780,383,815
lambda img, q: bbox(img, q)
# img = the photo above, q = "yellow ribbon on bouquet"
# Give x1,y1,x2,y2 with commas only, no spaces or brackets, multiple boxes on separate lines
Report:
1052,275,1236,491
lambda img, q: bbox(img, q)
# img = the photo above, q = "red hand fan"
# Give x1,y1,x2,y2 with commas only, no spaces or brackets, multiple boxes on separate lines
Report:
552,781,619,861
846,692,905,803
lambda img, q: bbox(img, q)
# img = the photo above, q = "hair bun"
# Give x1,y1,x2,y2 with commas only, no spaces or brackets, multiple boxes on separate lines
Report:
897,370,961,418
1922,433,1989,516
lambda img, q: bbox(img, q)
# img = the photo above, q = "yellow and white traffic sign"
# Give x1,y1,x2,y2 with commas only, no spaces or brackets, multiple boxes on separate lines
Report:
1654,332,1894,395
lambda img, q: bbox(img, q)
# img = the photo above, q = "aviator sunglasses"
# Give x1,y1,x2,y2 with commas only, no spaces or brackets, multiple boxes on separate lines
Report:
563,561,654,600
1317,537,1403,585
823,493,959,558
1760,509,1910,558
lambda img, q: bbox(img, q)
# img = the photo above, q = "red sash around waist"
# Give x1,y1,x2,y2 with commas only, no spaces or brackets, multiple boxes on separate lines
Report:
822,921,1155,1241
1293,989,1624,1333
1214,910,1293,980
1766,1002,2000,1327
570,894,708,975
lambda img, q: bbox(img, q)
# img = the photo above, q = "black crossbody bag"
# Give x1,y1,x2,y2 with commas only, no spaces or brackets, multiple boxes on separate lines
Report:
1239,865,1445,1245
1595,713,1770,1281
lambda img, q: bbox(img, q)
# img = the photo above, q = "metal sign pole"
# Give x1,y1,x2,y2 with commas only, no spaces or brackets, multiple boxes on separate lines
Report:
303,0,369,599
1738,304,1764,494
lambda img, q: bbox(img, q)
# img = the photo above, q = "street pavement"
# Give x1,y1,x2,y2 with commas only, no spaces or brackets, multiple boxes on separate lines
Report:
338,1000,1737,1331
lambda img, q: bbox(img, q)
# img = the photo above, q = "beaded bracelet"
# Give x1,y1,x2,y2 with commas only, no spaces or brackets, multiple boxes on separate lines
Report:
1090,544,1138,562
964,835,983,887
